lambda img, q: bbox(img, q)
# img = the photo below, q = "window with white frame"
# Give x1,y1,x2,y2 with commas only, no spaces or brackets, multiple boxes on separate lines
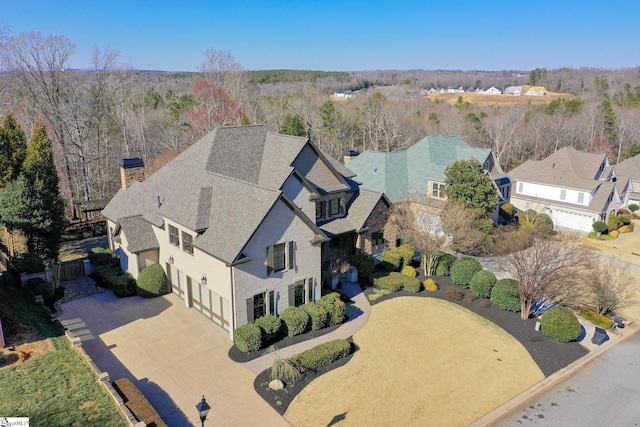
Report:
560,189,567,201
431,182,445,199
169,224,179,246
182,231,194,254
249,291,274,322
518,182,523,193
577,192,584,204
267,241,295,276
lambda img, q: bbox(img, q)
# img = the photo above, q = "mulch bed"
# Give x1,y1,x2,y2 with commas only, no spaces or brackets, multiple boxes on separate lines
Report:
364,272,589,377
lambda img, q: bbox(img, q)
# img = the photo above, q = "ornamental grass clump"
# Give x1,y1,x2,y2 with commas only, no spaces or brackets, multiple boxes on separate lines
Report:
450,257,482,287
469,270,497,298
540,306,581,343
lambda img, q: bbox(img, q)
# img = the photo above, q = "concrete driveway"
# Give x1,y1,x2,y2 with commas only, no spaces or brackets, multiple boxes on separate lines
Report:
59,292,290,427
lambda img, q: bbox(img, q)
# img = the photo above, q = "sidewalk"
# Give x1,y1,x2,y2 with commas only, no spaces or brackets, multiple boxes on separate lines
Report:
241,280,371,375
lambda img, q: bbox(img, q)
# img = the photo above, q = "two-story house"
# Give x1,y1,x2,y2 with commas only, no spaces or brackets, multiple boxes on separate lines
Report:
344,135,510,223
102,125,394,339
612,153,640,206
509,146,631,233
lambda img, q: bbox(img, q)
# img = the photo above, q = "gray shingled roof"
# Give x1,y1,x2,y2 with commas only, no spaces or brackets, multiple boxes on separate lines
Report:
509,147,606,192
320,189,389,236
103,125,359,264
613,154,640,181
116,216,159,253
346,135,495,203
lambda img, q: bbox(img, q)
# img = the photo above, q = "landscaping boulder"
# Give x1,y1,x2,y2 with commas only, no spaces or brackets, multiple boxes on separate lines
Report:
269,379,284,390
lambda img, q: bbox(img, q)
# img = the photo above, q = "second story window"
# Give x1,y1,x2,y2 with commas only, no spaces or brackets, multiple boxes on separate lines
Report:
330,198,340,216
182,231,194,254
432,182,445,199
169,225,179,246
518,182,523,193
577,192,584,204
560,189,567,201
316,201,324,220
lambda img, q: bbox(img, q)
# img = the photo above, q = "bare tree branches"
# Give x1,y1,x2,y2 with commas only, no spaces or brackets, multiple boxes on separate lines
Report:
580,260,636,315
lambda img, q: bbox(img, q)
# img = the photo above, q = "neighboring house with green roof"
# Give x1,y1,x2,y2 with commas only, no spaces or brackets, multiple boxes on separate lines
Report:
509,146,631,233
344,135,510,219
102,125,394,339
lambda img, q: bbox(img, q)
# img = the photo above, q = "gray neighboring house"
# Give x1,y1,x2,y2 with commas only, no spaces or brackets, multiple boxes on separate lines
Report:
509,146,631,233
102,125,394,339
344,135,510,222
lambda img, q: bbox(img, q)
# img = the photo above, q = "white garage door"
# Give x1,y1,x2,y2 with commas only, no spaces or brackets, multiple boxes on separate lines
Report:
552,210,593,233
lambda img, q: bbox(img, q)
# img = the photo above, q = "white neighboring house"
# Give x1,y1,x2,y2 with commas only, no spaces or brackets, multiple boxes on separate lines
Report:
504,86,522,96
612,153,640,206
509,146,631,233
525,86,547,96
102,125,393,339
483,86,502,95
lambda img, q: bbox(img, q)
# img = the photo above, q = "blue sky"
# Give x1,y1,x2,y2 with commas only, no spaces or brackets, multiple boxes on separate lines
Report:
2,0,639,72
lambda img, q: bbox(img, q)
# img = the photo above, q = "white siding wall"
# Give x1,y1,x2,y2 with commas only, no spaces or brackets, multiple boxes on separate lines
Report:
112,227,140,277
516,181,591,207
233,200,322,328
282,175,315,218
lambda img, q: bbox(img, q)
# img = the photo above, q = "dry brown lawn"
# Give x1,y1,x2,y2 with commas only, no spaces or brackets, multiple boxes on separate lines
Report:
284,297,544,427
428,89,573,107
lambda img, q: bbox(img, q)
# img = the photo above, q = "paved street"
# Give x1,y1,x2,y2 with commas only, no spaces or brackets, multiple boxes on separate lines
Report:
484,326,640,426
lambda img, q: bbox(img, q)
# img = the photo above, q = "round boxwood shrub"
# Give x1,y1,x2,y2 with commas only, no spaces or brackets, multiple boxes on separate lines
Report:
592,221,608,235
629,203,639,213
424,278,438,291
254,315,282,341
401,265,417,278
450,257,482,287
234,323,262,353
136,263,169,298
490,278,521,312
540,306,581,343
435,253,456,276
301,302,328,331
403,276,421,293
317,293,346,326
469,270,497,298
279,306,310,337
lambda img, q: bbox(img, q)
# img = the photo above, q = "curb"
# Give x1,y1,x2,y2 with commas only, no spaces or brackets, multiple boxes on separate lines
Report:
468,322,639,426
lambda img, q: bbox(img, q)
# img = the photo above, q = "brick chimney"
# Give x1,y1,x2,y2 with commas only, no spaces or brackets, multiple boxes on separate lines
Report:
119,158,145,190
343,150,360,165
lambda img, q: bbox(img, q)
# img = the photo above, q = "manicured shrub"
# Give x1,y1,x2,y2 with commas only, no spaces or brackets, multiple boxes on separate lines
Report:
16,254,45,274
317,293,346,326
234,323,262,352
402,276,421,293
424,278,438,291
469,270,497,298
292,339,351,372
629,203,639,213
580,309,613,329
88,247,118,267
609,230,619,239
608,214,620,230
540,306,581,343
592,221,608,235
490,279,521,312
136,263,168,298
450,257,482,287
619,215,631,225
113,378,167,427
348,254,375,283
301,302,328,331
401,265,417,278
279,306,310,337
619,224,634,233
445,289,464,301
372,272,405,292
517,209,554,235
27,277,55,298
367,288,392,302
434,253,456,276
500,202,515,221
381,244,415,271
255,315,282,341
93,264,137,297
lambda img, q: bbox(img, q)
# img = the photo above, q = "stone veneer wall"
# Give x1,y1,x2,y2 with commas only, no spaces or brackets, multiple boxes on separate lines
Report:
120,166,145,190
356,198,397,254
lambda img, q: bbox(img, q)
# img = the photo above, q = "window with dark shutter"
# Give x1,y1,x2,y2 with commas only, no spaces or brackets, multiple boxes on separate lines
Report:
288,241,295,270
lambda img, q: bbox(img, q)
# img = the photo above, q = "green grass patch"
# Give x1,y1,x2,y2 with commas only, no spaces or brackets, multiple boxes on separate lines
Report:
0,286,126,426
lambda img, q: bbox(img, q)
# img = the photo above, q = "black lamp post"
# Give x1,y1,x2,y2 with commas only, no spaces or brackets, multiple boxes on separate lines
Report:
195,395,211,427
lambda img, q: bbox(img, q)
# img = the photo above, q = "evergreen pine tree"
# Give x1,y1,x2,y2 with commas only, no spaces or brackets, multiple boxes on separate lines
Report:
0,110,28,190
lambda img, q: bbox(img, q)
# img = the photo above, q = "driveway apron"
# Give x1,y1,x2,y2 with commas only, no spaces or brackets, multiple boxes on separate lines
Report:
59,292,290,427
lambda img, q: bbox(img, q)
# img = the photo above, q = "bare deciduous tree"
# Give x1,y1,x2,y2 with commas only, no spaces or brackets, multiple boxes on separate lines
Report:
501,234,592,320
440,200,487,255
581,260,636,315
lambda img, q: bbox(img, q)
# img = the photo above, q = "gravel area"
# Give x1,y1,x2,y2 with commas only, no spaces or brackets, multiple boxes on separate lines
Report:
54,276,108,314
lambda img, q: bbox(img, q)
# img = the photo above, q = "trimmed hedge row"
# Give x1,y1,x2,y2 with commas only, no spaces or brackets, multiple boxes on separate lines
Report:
292,339,351,372
234,293,347,353
92,265,137,297
113,378,167,427
580,309,613,329
381,244,415,271
373,272,421,292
